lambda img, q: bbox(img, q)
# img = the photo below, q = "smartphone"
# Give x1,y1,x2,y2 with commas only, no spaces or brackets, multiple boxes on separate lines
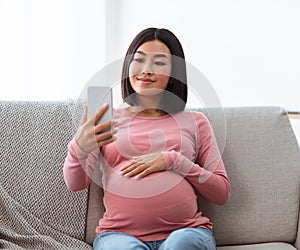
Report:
87,86,113,126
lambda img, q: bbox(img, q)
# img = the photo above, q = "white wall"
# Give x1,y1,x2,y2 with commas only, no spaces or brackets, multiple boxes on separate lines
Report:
0,0,106,101
108,0,300,111
0,0,299,111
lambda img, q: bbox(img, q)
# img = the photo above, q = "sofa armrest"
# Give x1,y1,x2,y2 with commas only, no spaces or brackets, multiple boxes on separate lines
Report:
85,181,105,245
294,202,300,249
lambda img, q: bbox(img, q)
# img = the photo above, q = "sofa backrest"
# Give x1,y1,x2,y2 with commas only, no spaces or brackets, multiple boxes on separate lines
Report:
85,106,300,246
0,100,91,248
198,106,300,245
2,101,298,247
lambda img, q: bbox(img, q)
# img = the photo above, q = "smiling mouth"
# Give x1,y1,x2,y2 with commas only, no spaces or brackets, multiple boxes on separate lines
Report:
137,77,155,84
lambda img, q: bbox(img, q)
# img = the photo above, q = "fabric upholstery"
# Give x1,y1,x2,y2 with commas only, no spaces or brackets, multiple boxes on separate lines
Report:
1,101,299,249
0,101,91,249
85,182,105,245
218,242,297,249
198,107,300,245
295,213,300,249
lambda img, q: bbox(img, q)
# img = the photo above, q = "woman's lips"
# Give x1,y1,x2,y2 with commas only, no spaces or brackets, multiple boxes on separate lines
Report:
137,77,155,84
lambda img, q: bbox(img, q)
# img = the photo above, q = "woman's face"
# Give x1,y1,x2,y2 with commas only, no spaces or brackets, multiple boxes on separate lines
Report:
129,40,172,96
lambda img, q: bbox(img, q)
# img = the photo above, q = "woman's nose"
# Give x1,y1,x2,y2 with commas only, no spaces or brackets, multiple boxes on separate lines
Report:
142,62,154,75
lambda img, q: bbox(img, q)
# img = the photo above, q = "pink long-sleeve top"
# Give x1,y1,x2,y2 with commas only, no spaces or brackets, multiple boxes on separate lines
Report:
63,108,230,241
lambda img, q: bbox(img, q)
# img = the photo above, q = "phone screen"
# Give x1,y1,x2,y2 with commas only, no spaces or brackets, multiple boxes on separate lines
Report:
87,86,113,125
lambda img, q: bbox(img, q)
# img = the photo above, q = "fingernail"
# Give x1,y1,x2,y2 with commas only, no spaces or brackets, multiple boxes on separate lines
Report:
102,103,108,107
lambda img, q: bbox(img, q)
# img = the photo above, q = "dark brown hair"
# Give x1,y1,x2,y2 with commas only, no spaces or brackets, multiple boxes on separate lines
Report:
121,28,188,113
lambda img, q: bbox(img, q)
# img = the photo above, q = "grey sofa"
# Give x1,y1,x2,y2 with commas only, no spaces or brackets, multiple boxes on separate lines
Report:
1,100,300,249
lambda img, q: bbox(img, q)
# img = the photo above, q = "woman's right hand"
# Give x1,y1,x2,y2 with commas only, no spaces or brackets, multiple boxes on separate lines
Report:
75,103,117,153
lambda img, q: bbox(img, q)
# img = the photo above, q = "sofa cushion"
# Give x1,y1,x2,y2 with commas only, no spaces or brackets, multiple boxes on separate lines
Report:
198,107,300,245
218,242,296,249
0,101,91,249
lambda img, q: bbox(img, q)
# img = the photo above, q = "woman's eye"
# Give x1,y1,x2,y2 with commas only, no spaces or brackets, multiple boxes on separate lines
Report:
155,61,166,66
134,58,144,63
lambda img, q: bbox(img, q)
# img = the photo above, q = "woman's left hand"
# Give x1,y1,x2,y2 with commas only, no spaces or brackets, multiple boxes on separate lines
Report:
120,152,166,179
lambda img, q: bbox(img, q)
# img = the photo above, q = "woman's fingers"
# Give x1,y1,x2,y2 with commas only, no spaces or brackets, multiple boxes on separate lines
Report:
95,119,116,134
93,103,109,125
136,168,153,179
121,163,148,177
120,153,166,179
86,103,109,126
76,103,117,153
95,129,117,142
120,162,142,175
97,135,117,148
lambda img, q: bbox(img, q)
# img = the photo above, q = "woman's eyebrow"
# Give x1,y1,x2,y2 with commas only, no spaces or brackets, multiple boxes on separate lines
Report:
136,51,146,56
136,50,169,59
154,54,168,59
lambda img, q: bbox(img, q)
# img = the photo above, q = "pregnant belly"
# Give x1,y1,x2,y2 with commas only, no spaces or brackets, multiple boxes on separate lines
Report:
102,162,193,198
100,172,198,231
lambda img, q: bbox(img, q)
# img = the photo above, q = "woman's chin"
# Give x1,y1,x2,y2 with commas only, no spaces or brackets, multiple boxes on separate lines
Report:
136,87,164,96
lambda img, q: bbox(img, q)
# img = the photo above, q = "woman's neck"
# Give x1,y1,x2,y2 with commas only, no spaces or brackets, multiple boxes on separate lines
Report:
126,106,166,117
125,92,169,117
137,94,162,108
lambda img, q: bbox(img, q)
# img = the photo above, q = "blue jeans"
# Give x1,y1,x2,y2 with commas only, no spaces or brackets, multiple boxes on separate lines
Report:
93,227,216,250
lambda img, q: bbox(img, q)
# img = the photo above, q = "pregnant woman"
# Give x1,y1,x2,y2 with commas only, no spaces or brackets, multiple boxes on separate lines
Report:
63,27,230,250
